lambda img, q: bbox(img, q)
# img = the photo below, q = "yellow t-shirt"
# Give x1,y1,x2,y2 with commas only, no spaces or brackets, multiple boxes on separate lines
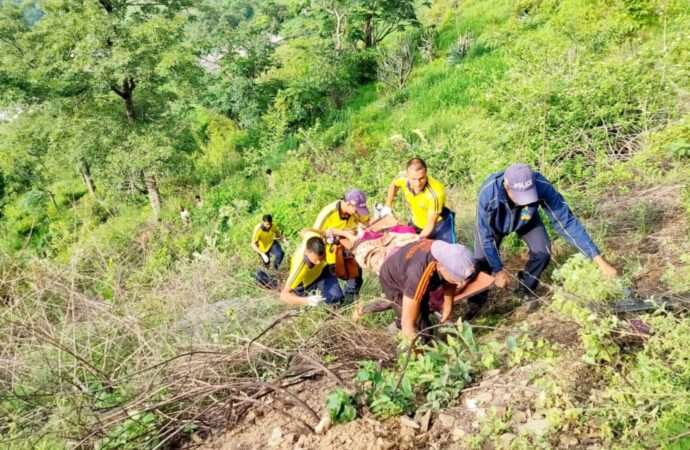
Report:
252,223,278,253
393,173,446,229
313,201,367,264
286,233,327,291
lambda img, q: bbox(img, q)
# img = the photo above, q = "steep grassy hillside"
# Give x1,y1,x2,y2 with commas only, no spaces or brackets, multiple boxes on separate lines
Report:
1,0,689,448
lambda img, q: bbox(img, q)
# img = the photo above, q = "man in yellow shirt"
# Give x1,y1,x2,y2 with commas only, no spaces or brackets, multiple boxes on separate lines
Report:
280,234,344,306
309,189,370,299
384,157,456,243
251,214,284,269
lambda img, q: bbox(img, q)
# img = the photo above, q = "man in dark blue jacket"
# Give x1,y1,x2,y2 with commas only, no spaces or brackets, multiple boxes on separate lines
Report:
474,164,617,296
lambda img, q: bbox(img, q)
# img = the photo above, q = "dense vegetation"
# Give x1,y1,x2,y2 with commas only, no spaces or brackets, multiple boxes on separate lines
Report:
1,0,689,448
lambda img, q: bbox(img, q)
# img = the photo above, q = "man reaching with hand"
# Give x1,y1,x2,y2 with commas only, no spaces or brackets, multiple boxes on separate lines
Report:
382,157,456,243
280,234,344,307
473,164,617,303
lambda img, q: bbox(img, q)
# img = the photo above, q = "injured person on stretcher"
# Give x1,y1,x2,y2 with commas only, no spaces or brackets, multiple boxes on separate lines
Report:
323,216,495,341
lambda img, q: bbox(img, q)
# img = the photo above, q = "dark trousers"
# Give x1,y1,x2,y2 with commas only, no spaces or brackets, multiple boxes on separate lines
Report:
324,264,362,300
295,266,344,304
263,241,284,269
473,216,551,298
415,208,457,243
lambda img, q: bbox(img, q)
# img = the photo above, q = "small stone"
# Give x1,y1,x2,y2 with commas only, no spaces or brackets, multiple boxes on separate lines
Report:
516,418,550,437
484,369,501,377
418,410,432,432
464,398,479,411
451,427,467,441
437,412,456,428
473,392,493,404
314,415,331,434
501,433,516,446
268,427,283,446
400,416,420,429
491,406,507,418
559,435,579,447
284,432,299,444
512,410,528,423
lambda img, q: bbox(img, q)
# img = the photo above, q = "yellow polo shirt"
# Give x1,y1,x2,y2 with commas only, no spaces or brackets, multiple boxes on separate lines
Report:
252,223,278,253
313,201,367,264
393,173,446,229
286,234,327,291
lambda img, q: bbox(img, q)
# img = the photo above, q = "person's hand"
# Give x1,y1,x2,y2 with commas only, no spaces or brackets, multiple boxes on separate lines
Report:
307,295,326,307
351,307,364,322
494,270,511,290
378,205,392,218
260,253,269,264
594,255,618,278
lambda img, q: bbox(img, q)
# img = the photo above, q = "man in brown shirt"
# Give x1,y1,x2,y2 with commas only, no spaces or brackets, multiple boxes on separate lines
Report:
378,240,475,342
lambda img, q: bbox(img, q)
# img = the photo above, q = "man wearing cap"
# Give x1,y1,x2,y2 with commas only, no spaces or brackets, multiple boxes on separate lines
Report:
280,234,344,306
382,157,456,243
474,164,617,297
378,239,475,342
251,214,284,269
307,189,371,299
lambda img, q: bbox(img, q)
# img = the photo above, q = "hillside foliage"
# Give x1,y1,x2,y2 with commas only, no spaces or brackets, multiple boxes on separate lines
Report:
1,0,689,448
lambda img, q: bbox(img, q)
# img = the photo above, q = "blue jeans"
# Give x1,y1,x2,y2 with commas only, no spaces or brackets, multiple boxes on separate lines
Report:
263,242,285,269
294,266,344,304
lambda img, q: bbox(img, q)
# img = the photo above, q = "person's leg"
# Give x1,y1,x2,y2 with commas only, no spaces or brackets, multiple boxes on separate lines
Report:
270,242,285,269
516,217,551,293
343,271,363,301
312,267,345,305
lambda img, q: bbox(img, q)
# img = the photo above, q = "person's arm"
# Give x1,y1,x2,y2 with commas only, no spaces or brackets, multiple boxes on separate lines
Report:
250,226,264,254
385,179,400,208
354,299,396,321
328,228,357,241
476,190,510,288
280,285,309,306
536,173,616,276
401,295,420,342
441,284,456,322
419,210,440,238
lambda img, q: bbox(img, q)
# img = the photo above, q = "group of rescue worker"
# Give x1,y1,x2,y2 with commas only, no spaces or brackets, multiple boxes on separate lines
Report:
251,158,617,342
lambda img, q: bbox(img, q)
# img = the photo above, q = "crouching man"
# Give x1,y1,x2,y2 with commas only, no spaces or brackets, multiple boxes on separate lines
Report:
378,239,475,342
280,234,344,307
473,163,617,300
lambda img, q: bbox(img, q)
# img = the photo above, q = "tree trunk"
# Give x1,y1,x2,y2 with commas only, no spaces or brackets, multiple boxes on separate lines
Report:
47,190,59,212
81,163,96,195
112,77,137,124
142,170,161,220
364,18,374,48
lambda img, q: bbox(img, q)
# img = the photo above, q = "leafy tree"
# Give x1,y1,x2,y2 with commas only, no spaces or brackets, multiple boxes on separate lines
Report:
311,0,422,49
0,0,203,219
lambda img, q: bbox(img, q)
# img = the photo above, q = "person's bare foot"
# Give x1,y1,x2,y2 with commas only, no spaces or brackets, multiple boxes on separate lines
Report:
351,307,364,322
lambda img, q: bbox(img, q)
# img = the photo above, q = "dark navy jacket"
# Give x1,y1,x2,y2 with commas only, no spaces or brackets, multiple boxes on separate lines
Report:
475,170,600,272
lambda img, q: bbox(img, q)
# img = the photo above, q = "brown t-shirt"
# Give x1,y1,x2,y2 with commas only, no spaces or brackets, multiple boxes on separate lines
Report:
379,239,442,303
